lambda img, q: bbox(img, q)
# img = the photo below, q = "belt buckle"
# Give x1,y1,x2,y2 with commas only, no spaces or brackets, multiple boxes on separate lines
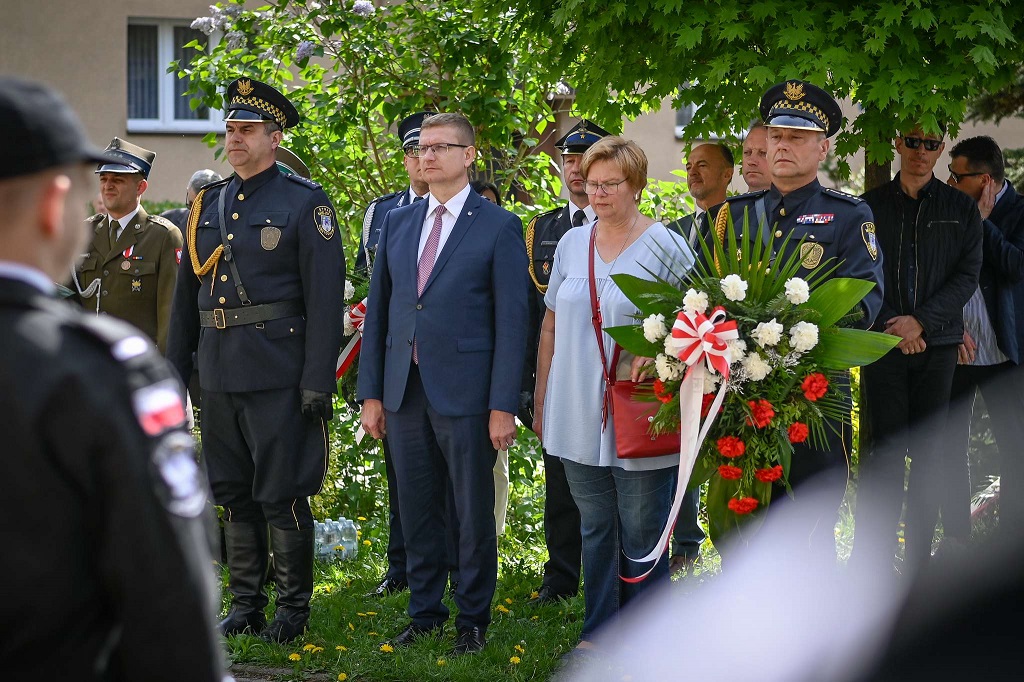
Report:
213,308,226,329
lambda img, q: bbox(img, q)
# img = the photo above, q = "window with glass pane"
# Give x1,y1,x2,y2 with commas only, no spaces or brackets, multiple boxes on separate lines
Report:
128,25,158,119
173,27,208,120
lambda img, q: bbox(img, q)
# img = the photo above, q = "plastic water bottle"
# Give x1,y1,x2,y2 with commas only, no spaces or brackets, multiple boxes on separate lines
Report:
339,518,359,559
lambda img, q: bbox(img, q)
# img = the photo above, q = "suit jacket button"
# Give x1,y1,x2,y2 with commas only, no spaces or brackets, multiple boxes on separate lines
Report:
416,304,423,310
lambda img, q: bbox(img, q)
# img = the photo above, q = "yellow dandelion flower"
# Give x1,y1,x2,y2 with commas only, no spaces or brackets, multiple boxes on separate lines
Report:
324,585,332,593
357,516,367,521
366,611,377,616
496,605,510,614
505,598,513,604
356,531,362,537
303,643,316,651
288,653,301,661
530,615,539,621
515,644,526,653
312,646,324,654
530,591,539,599
357,612,367,617
380,643,395,653
510,656,521,664
437,659,447,666
363,539,372,546
898,537,905,543
338,674,348,682
335,645,348,651
348,622,355,631
369,631,379,636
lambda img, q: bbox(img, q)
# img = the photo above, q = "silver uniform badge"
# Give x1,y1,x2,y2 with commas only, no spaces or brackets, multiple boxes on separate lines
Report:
261,226,282,250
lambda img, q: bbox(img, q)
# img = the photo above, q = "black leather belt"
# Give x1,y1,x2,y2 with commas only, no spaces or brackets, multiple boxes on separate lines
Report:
199,300,304,329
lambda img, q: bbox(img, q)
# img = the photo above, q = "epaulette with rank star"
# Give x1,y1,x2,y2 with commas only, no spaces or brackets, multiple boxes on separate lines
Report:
147,214,178,232
723,189,769,203
823,187,864,204
283,173,322,190
367,190,402,207
198,176,230,193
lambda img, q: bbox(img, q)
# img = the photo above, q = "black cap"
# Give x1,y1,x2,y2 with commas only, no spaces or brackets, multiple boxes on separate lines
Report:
224,77,300,130
275,146,310,178
398,112,432,148
0,76,114,180
760,80,843,138
95,137,156,178
554,119,612,154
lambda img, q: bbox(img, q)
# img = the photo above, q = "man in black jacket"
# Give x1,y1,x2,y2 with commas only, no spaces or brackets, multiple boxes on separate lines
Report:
853,125,983,576
939,136,1024,544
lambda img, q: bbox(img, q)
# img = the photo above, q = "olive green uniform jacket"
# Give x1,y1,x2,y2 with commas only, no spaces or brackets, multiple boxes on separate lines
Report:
71,206,183,354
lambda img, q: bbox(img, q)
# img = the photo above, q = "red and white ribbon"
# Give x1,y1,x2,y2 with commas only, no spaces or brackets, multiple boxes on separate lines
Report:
623,306,738,582
335,298,367,380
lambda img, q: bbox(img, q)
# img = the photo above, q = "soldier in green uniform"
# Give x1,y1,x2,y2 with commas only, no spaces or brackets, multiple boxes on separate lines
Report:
69,138,183,354
708,80,883,563
524,119,610,605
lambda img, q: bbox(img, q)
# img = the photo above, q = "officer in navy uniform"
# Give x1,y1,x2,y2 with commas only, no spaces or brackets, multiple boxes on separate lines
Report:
523,119,610,604
0,76,225,682
356,112,431,274
166,77,346,643
708,80,883,562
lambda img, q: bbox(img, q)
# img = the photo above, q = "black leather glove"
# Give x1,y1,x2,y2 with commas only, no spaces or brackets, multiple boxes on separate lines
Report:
517,391,535,433
300,389,334,421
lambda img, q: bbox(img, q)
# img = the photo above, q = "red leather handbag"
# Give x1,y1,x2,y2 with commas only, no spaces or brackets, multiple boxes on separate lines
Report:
587,225,681,459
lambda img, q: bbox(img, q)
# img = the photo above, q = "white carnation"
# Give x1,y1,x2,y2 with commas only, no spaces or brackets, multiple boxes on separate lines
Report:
703,370,720,393
785,277,810,305
642,313,669,343
682,288,709,315
343,314,356,336
344,280,356,301
727,338,747,364
720,274,748,301
655,353,684,381
742,353,772,381
751,318,784,348
790,321,820,352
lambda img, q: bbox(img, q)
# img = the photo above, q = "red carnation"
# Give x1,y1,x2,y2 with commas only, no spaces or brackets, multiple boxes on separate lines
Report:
716,436,746,458
653,379,674,404
728,497,759,515
755,465,784,483
718,464,743,480
700,393,724,417
788,421,810,443
746,399,776,428
802,373,829,402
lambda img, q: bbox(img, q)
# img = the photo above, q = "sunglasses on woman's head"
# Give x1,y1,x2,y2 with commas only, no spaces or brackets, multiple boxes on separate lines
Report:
903,136,942,152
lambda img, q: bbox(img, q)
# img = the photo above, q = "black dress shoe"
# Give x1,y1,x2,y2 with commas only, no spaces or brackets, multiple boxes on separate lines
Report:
367,576,408,598
452,626,486,655
390,622,442,647
528,585,573,606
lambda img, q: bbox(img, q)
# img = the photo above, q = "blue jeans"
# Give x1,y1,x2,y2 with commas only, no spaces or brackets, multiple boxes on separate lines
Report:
562,459,676,639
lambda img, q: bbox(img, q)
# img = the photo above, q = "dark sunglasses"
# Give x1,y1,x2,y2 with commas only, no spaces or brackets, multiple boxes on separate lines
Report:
947,165,986,184
903,136,942,152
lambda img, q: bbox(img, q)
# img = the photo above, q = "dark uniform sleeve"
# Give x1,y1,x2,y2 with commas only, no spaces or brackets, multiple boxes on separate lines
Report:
166,193,205,388
837,201,884,328
47,326,224,681
155,221,183,354
913,201,983,336
299,188,346,394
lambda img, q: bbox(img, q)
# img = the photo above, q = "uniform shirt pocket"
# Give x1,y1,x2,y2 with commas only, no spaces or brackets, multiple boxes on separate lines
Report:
119,261,157,277
76,255,98,272
252,211,291,228
789,223,837,244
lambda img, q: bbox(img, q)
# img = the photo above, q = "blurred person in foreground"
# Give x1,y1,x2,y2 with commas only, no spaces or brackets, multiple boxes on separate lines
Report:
0,76,226,682
534,136,692,656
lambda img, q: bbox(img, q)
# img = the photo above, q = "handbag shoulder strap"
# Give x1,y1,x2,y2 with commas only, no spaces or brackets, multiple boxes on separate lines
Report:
588,224,621,427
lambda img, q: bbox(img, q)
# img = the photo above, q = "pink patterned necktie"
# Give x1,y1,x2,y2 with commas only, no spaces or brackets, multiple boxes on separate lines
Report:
414,204,445,363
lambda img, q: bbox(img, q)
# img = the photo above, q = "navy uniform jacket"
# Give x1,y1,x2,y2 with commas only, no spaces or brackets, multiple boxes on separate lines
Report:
522,205,574,398
709,179,884,327
71,207,183,354
357,189,529,417
166,164,345,394
356,187,415,273
0,278,223,681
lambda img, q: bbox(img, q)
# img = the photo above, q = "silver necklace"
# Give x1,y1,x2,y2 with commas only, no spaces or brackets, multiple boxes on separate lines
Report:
597,212,641,298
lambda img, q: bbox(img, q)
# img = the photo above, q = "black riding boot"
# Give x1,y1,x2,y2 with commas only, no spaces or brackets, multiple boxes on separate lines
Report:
219,521,269,636
261,526,314,644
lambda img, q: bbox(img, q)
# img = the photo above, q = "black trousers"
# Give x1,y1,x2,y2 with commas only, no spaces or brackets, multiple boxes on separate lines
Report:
540,450,582,595
201,387,328,529
936,361,1024,547
854,345,958,573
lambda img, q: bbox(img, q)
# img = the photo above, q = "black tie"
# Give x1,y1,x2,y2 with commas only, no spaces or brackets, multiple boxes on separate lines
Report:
413,195,423,203
572,209,587,227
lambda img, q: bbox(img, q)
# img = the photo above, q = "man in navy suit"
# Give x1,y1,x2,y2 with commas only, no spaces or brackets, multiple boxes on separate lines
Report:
357,112,529,655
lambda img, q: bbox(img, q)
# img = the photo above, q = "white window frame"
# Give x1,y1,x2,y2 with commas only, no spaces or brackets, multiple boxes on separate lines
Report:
127,18,222,134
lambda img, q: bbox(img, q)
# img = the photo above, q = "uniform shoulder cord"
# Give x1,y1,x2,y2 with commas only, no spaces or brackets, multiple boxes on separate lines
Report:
525,215,546,294
186,187,223,289
712,205,731,276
